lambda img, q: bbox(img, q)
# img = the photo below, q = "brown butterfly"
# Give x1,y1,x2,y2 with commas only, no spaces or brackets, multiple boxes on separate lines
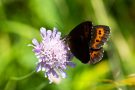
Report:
67,21,110,64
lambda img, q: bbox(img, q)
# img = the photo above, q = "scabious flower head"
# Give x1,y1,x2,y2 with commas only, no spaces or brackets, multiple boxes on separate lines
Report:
29,27,75,83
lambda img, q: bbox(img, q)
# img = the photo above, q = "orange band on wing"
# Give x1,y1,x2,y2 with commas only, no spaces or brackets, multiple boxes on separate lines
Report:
92,28,105,49
89,48,103,64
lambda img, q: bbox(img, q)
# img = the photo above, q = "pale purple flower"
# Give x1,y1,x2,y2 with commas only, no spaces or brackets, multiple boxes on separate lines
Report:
29,27,75,83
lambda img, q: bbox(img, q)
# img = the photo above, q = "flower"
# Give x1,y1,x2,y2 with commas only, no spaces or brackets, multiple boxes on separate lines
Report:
29,27,75,83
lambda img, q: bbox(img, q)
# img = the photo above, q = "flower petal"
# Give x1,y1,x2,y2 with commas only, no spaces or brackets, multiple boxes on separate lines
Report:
36,63,41,72
33,48,41,53
47,30,52,38
40,27,46,38
56,32,61,39
66,62,76,67
32,38,39,46
51,69,59,78
60,70,66,78
52,27,58,38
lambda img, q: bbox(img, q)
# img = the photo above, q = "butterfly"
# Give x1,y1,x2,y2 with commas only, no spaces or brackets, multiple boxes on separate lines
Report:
67,21,110,64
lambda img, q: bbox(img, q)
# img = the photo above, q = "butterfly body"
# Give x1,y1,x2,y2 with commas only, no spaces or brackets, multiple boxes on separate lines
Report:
68,21,110,64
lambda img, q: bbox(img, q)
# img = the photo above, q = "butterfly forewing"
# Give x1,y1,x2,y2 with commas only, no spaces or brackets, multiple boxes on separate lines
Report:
90,25,110,49
68,21,92,63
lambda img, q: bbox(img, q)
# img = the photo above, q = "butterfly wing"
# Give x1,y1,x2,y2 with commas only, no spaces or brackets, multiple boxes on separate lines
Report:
89,25,110,64
90,25,110,49
68,22,110,64
68,21,92,63
89,47,104,64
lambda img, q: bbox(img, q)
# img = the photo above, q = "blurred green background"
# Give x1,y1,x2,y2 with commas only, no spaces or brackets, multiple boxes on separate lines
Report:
0,0,135,90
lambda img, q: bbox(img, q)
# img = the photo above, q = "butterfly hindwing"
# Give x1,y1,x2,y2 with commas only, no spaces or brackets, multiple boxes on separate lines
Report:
89,47,104,64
